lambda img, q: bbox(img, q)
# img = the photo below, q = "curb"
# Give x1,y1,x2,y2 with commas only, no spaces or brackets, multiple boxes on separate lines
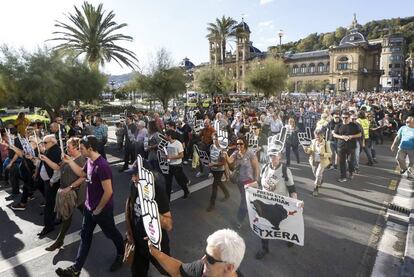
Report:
399,177,414,277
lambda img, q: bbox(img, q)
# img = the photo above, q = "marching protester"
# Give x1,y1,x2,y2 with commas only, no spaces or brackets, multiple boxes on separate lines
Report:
45,137,86,251
148,228,246,277
256,144,299,259
164,129,191,200
333,112,362,182
224,137,260,229
284,117,300,166
326,112,342,169
56,135,124,277
125,165,173,276
304,128,332,196
120,115,137,172
206,132,230,212
37,135,62,237
94,117,108,159
391,116,414,177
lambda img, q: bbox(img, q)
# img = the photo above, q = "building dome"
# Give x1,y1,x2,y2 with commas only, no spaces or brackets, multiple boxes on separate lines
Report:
235,21,251,34
339,31,367,46
179,57,195,70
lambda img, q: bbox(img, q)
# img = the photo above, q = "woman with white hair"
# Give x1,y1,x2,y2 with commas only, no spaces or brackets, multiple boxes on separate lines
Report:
148,228,246,277
304,128,332,197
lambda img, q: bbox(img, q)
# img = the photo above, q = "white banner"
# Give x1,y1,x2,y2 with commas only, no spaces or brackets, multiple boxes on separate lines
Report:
245,187,304,246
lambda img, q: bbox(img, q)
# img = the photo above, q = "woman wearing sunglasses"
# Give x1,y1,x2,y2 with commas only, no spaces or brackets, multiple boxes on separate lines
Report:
224,137,260,229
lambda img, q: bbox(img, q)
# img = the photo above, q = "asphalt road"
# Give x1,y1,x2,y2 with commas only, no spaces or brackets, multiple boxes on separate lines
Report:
0,142,398,277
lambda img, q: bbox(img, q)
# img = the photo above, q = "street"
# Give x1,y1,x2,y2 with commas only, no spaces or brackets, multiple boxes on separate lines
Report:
0,142,399,277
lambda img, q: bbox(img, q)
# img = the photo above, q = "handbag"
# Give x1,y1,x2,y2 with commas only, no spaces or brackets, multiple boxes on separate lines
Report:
123,239,135,266
229,164,241,184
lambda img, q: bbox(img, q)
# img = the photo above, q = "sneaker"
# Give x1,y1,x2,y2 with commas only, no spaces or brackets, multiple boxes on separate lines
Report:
28,195,35,201
353,170,359,175
183,160,189,165
337,178,347,183
188,158,192,161
195,172,203,178
39,202,46,208
366,162,373,166
109,255,124,272
182,190,190,199
400,169,407,175
312,188,319,197
255,249,269,259
10,203,26,211
208,173,213,178
349,173,354,180
373,158,378,163
55,266,80,277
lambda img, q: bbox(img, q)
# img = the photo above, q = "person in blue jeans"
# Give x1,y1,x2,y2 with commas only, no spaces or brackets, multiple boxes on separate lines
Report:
56,135,124,277
391,116,414,177
224,137,260,229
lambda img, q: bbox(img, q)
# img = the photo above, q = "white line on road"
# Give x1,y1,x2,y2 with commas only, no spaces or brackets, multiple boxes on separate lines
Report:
0,178,212,273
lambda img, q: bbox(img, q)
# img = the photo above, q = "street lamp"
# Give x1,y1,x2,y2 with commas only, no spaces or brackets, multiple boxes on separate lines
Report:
278,30,284,55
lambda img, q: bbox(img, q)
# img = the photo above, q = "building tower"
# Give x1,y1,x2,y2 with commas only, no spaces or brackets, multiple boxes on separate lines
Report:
209,37,222,65
235,18,251,92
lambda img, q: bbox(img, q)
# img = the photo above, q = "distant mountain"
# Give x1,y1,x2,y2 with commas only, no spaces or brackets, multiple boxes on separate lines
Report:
107,72,134,88
269,16,414,54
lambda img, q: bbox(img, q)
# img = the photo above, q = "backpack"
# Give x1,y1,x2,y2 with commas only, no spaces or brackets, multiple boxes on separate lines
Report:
261,162,289,182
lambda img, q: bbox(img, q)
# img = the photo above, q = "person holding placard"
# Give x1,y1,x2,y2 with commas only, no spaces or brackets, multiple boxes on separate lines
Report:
125,164,172,277
256,145,300,259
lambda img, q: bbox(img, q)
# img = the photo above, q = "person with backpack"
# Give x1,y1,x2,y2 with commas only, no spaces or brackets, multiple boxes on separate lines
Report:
304,128,332,197
255,144,299,260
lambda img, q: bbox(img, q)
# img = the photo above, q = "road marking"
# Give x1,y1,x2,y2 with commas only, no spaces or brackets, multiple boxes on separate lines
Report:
0,178,212,273
388,180,398,191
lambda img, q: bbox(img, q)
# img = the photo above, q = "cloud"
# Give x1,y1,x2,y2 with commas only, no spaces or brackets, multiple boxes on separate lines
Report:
258,20,273,27
260,0,274,5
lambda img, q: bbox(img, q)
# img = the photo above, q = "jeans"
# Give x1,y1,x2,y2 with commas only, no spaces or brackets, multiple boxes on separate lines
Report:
74,207,124,272
237,181,248,223
354,141,361,170
396,149,414,171
338,147,356,179
362,138,374,164
165,164,189,200
44,180,60,230
123,143,136,169
285,143,299,166
9,162,22,195
209,171,229,205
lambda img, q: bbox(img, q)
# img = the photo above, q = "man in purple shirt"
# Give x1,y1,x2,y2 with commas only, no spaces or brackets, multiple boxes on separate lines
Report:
56,135,124,277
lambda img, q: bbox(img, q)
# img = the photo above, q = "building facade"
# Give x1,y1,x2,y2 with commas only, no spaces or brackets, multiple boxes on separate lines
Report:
202,16,414,93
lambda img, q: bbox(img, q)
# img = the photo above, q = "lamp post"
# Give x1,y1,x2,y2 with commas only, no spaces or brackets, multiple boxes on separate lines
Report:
278,30,284,56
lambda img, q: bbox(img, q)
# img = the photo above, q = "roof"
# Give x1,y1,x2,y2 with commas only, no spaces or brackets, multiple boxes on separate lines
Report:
235,21,251,33
283,49,329,61
339,31,367,47
179,58,195,70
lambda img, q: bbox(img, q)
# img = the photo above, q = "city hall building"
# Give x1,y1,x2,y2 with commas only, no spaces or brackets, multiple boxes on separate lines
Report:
203,16,409,93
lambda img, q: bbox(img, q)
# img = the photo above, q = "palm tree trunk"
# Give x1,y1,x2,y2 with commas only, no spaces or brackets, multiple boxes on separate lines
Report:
221,39,226,64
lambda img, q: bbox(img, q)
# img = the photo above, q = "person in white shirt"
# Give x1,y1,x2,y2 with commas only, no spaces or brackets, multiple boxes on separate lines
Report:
165,129,190,200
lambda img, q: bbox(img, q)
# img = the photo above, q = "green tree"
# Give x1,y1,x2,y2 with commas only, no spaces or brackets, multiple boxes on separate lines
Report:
245,57,288,97
300,80,314,93
206,16,237,64
50,1,138,70
285,79,296,92
0,46,106,119
335,27,347,41
322,33,336,48
195,66,232,99
132,49,186,110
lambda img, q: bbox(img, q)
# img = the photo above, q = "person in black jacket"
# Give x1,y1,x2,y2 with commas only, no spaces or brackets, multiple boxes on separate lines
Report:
37,134,62,237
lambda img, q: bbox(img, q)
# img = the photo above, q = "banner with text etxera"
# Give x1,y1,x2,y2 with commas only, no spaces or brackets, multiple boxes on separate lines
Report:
245,187,304,246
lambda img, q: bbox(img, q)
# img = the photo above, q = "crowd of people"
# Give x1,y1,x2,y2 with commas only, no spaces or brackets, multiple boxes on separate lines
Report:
1,90,414,277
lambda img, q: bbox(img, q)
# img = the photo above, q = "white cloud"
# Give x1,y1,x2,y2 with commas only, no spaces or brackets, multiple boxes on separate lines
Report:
258,20,273,27
260,0,274,5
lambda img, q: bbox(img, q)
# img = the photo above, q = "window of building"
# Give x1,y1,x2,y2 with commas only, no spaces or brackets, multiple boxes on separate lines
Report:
338,56,349,70
300,64,307,74
292,65,299,74
389,64,393,68
309,63,315,73
395,63,401,68
317,62,325,72
326,62,330,72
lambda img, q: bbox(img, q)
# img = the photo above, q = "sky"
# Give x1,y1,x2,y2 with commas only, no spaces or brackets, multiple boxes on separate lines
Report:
1,0,414,75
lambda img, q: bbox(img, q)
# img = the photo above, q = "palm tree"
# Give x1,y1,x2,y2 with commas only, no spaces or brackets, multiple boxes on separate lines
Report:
50,1,138,70
207,16,237,64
